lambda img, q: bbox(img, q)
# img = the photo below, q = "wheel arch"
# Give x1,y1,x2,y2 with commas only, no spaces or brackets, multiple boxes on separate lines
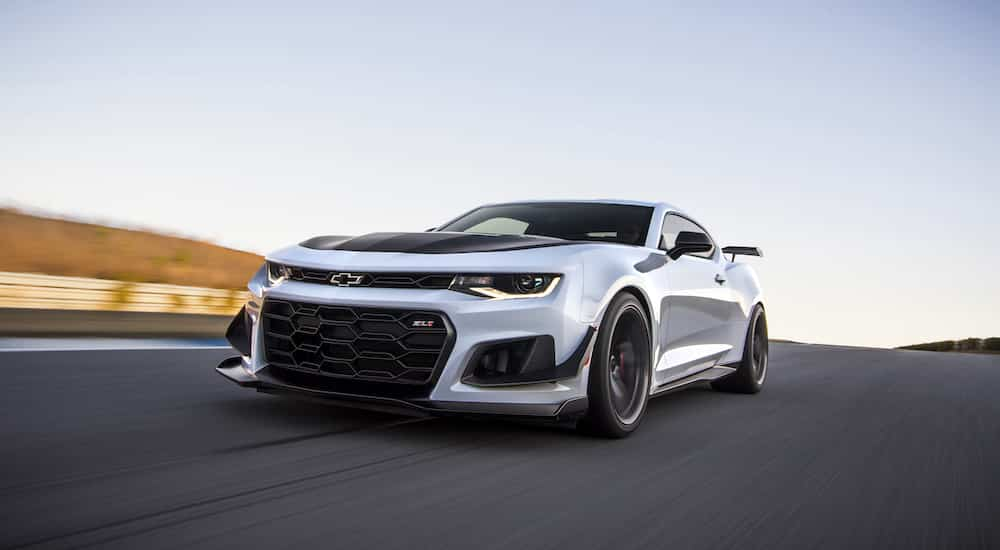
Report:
592,283,655,330
619,285,654,334
597,285,657,361
729,299,767,364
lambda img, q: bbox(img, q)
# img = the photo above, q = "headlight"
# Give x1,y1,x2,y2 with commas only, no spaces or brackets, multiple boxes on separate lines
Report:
449,274,561,299
266,262,292,286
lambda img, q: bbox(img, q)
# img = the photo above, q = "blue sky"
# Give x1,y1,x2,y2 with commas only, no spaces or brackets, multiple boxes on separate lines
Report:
2,1,998,347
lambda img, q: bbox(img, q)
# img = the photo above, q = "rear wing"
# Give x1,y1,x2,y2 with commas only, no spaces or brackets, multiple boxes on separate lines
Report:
722,246,763,262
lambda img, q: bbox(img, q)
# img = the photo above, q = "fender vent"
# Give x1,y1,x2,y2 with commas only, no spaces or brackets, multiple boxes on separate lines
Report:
261,299,453,385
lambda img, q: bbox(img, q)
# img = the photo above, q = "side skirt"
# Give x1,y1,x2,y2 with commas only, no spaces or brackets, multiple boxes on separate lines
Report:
650,364,737,398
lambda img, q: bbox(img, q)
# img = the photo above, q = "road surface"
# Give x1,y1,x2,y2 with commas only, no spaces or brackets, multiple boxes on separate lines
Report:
1,343,998,549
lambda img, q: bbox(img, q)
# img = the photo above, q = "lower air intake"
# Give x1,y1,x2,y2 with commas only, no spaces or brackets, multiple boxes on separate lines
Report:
262,299,452,385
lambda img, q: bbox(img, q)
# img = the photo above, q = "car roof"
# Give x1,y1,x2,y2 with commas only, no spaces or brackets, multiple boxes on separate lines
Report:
480,199,684,213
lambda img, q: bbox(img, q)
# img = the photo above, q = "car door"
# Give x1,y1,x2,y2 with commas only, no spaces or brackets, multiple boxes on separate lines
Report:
654,214,735,385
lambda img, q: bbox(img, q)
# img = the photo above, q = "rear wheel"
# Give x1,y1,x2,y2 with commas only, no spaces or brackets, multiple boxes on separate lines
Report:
712,304,767,394
579,293,652,438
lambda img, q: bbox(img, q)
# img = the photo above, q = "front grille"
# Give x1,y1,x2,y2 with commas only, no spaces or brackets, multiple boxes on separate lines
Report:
286,267,454,289
262,299,452,385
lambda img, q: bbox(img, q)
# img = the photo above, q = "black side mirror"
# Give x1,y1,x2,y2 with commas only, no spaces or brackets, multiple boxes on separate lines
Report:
668,231,712,259
424,227,437,232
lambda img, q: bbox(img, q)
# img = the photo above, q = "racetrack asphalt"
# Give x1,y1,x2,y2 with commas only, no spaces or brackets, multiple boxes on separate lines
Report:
1,343,998,549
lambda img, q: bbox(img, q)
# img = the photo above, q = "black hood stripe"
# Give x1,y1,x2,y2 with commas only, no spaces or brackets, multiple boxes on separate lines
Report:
299,232,576,254
298,235,354,249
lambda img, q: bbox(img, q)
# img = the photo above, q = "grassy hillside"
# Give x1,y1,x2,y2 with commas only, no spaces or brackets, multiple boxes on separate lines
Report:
0,208,263,289
898,338,1000,354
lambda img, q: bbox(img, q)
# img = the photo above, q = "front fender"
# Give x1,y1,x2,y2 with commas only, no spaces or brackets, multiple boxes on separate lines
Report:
577,248,666,330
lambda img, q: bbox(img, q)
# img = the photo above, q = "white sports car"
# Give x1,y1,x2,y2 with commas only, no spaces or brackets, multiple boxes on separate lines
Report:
217,200,766,437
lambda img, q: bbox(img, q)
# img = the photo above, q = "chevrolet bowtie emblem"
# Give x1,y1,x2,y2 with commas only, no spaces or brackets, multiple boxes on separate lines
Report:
330,272,366,287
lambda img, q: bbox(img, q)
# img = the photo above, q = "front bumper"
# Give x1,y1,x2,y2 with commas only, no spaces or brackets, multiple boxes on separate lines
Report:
217,357,589,419
218,279,596,419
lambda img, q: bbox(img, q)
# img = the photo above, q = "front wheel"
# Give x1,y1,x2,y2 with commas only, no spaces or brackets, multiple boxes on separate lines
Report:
712,304,768,394
579,293,652,438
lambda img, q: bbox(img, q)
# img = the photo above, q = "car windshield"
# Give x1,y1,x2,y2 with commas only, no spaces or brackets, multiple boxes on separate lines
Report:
438,203,654,246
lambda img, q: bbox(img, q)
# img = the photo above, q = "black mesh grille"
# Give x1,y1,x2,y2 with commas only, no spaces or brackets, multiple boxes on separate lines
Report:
262,299,452,385
286,267,454,289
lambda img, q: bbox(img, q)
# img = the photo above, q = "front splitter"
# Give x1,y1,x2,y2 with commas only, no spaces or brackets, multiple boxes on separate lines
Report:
216,356,588,421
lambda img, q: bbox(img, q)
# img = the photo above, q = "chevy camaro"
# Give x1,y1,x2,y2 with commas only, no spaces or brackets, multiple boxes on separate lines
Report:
217,200,766,437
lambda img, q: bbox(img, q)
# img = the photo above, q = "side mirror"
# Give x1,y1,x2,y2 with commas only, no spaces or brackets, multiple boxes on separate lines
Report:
668,231,712,259
424,227,437,232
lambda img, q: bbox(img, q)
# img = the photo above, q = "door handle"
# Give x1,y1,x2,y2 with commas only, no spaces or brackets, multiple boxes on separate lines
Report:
714,274,726,285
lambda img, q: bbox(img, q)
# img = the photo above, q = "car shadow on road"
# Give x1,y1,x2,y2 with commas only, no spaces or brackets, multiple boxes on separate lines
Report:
206,381,736,450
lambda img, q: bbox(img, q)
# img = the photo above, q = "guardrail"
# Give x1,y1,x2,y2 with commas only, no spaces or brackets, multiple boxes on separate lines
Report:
0,272,246,316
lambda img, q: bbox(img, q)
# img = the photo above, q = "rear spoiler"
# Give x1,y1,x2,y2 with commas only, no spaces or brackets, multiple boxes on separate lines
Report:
722,246,763,261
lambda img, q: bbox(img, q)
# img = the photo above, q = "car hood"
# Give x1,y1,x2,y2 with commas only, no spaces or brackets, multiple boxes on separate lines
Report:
298,232,571,254
266,232,615,273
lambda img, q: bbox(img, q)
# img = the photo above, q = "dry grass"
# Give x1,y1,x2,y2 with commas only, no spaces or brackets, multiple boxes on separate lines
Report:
0,208,263,289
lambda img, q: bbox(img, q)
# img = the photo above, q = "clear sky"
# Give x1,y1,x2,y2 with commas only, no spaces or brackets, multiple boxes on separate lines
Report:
2,1,998,348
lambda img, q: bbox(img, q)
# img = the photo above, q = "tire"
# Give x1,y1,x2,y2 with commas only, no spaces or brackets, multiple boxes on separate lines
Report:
579,293,653,438
711,304,768,394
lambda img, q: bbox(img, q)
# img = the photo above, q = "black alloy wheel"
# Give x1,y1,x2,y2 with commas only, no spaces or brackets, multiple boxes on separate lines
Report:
580,293,652,438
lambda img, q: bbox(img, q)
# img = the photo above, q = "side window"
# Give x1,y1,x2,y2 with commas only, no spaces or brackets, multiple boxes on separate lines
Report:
659,214,715,259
